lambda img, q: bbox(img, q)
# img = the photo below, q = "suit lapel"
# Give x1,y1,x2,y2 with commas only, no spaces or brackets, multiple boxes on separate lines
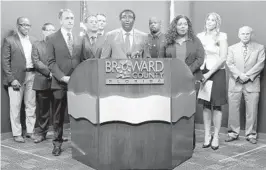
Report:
14,33,25,57
58,30,72,58
131,30,137,52
236,43,245,71
119,30,127,54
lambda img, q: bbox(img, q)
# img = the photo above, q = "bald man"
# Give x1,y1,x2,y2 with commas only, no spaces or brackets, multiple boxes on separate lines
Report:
225,26,265,144
2,17,37,143
143,17,166,58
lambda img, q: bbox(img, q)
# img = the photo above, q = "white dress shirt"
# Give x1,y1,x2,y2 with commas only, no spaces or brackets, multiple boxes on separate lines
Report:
61,27,73,45
17,32,33,68
121,28,134,48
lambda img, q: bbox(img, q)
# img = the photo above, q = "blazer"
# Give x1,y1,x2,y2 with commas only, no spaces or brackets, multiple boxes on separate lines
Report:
31,40,51,90
47,30,83,90
2,33,36,86
161,37,205,80
81,34,105,61
227,42,265,92
101,28,147,59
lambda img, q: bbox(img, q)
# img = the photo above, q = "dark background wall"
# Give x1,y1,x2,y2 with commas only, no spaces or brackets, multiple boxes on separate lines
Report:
2,1,266,134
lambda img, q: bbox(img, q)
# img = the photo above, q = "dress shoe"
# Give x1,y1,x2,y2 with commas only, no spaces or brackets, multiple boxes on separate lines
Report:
26,133,38,141
34,135,46,143
52,146,62,156
211,136,219,151
246,138,257,144
202,135,213,148
14,136,25,143
225,136,238,142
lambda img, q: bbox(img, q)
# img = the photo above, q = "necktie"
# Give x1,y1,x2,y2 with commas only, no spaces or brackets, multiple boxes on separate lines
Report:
125,32,131,53
91,36,96,46
243,44,248,61
67,33,73,56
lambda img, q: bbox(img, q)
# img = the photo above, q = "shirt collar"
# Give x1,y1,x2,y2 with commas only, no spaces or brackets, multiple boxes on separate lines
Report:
149,31,162,38
175,36,192,45
87,32,98,39
17,31,29,39
121,28,134,36
61,27,72,37
240,41,251,48
97,30,104,36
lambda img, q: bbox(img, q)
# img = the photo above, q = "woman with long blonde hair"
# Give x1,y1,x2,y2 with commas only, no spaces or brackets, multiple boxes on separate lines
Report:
197,12,228,150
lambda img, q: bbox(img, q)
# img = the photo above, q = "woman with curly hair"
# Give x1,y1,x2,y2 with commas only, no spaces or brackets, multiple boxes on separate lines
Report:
197,12,228,150
160,15,205,149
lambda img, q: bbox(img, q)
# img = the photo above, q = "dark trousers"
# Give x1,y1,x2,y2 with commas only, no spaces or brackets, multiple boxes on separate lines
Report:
36,90,53,137
52,89,67,147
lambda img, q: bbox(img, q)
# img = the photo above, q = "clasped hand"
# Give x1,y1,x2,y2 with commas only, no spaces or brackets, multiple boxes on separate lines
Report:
237,74,250,84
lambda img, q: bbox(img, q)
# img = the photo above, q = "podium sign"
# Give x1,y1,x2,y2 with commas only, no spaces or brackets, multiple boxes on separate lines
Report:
68,58,196,170
105,60,164,84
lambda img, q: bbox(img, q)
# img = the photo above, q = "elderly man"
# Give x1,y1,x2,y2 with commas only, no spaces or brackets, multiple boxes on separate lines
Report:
226,26,265,144
101,9,147,59
2,17,37,143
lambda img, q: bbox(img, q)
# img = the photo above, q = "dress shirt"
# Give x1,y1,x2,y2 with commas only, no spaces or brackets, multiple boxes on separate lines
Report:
147,31,164,58
175,38,192,62
61,28,73,46
121,28,133,48
17,32,33,68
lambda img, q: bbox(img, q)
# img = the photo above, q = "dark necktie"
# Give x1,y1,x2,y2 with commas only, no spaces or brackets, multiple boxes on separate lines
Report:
67,33,73,56
125,32,131,53
91,36,96,46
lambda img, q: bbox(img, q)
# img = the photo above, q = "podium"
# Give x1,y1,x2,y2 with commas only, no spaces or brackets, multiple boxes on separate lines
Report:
67,58,196,170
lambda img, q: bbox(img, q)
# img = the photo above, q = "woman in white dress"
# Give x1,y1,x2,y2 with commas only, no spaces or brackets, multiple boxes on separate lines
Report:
197,12,228,150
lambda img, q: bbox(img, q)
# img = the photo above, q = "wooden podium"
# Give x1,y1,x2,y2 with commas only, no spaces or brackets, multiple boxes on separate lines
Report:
67,58,196,170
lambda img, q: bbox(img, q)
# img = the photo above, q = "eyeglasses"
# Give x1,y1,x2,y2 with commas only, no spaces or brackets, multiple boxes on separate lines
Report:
18,24,31,28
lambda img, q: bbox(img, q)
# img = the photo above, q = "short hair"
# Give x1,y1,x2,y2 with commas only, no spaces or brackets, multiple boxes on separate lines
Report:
119,9,135,20
239,26,253,34
42,23,54,31
16,17,28,24
84,14,97,23
58,9,73,20
96,13,106,19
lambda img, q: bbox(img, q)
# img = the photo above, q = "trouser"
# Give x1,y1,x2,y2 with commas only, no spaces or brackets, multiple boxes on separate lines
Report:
228,90,259,139
52,89,67,147
8,72,36,136
36,90,53,137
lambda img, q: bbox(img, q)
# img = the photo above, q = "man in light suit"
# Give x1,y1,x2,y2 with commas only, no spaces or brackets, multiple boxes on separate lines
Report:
82,15,105,60
47,9,83,156
2,17,37,143
226,26,265,144
101,9,147,59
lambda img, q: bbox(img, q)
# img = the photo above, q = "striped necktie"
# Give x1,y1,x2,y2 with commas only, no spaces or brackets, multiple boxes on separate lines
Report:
67,33,73,56
243,44,248,61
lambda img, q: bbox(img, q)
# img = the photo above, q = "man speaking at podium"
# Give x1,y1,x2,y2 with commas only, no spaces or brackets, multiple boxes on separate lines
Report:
101,9,147,59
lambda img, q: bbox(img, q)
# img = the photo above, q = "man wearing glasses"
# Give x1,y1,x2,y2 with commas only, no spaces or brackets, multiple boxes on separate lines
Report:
101,9,147,59
31,23,55,143
2,17,37,143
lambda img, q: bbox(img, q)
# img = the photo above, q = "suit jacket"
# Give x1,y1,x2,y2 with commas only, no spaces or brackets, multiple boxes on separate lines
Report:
227,42,265,92
161,37,205,80
81,34,105,61
47,30,83,89
101,28,147,59
2,33,36,86
31,40,51,90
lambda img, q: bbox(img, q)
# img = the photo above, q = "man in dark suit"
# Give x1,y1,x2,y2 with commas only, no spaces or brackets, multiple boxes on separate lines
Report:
82,15,105,60
2,17,37,143
96,13,107,37
101,9,147,59
31,23,56,143
47,9,83,156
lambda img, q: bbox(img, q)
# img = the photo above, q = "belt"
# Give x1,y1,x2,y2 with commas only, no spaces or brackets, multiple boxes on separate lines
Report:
25,68,35,72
